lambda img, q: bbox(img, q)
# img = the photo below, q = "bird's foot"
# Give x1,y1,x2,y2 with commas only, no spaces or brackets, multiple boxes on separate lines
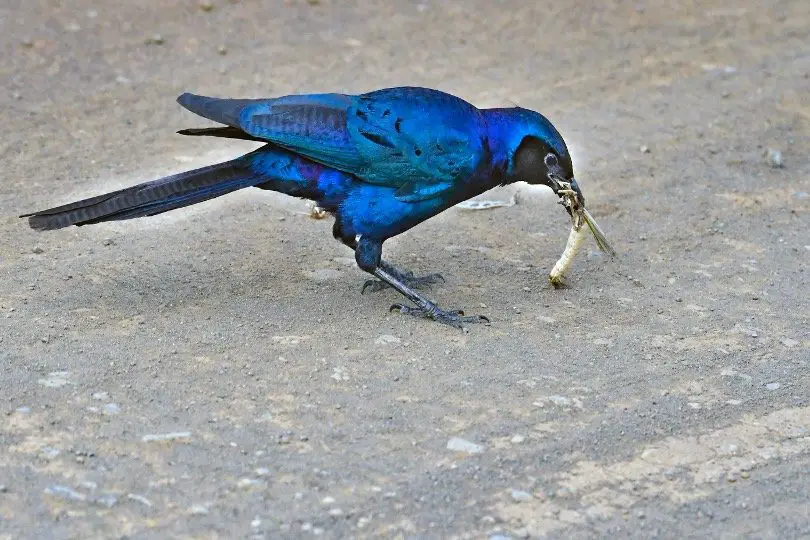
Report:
389,302,490,330
362,271,444,294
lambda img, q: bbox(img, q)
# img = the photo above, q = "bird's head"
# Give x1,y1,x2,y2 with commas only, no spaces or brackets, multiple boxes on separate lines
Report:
500,108,583,213
491,107,616,256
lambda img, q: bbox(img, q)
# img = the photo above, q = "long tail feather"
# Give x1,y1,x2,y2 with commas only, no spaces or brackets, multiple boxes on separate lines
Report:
21,155,263,231
177,126,267,142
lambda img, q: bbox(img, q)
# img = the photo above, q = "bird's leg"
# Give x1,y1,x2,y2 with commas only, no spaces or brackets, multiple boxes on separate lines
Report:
363,261,445,294
333,224,443,293
355,237,489,329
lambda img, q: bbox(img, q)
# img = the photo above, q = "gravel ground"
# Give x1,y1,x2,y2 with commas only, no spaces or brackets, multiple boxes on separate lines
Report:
2,1,808,538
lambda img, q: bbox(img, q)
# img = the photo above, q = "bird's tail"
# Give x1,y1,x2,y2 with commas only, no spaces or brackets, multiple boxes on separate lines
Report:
21,153,267,231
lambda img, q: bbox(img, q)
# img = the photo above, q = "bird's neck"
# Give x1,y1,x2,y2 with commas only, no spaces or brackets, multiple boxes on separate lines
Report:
480,109,521,182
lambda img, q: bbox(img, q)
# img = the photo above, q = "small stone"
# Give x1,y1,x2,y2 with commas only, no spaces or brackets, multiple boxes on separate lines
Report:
593,337,612,346
15,406,31,414
144,34,164,45
510,434,526,444
102,403,121,415
251,518,261,528
217,45,228,55
675,297,683,303
490,535,511,540
93,494,118,508
375,334,401,345
21,37,35,48
446,437,484,454
765,382,781,391
127,493,153,507
639,145,650,154
237,478,262,489
102,238,114,246
764,148,783,168
0,485,7,493
321,496,336,505
328,507,344,516
92,391,109,400
198,0,215,11
781,338,799,348
41,447,61,460
740,471,750,479
254,467,271,476
32,246,44,254
357,516,371,528
141,431,191,442
44,485,86,502
188,504,209,515
305,268,342,282
510,489,533,502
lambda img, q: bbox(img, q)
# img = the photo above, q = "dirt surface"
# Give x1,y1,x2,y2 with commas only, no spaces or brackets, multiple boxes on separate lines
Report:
2,1,809,538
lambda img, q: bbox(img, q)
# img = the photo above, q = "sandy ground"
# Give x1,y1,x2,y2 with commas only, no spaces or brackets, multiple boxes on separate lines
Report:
2,0,809,538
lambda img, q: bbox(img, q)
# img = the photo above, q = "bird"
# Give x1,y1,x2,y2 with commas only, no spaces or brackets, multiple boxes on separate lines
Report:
21,86,613,328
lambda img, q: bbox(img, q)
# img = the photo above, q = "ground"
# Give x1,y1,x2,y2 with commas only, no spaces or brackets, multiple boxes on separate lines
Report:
1,0,809,538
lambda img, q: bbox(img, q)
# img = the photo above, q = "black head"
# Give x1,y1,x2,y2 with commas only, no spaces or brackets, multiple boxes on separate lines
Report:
511,135,584,210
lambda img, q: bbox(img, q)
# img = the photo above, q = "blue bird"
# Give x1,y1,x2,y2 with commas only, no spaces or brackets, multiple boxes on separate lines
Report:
21,87,613,328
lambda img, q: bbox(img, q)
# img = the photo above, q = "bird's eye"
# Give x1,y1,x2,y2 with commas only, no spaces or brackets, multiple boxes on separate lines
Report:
544,153,558,169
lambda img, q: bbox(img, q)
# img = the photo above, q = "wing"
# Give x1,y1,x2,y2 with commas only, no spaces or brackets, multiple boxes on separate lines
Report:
177,87,484,201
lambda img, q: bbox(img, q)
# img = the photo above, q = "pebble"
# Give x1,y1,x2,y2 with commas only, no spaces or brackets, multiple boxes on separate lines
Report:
765,382,781,391
781,338,799,348
305,268,342,282
15,406,31,414
127,493,153,507
102,403,121,415
94,494,118,508
141,431,192,442
593,337,612,346
446,437,484,454
45,485,86,502
41,447,61,460
764,148,783,168
510,434,526,444
255,467,271,476
510,489,533,502
144,34,164,45
217,45,228,55
328,507,344,516
32,246,44,254
251,518,261,528
490,535,512,540
639,145,650,153
198,0,215,11
237,478,262,489
38,371,72,388
92,391,109,400
375,334,401,345
188,504,209,515
0,485,6,493
321,496,336,504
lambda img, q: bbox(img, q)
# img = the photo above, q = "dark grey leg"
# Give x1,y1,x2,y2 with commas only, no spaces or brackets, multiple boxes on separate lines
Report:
354,236,489,330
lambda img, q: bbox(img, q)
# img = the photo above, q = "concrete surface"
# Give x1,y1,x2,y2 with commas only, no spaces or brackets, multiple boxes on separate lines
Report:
2,0,808,538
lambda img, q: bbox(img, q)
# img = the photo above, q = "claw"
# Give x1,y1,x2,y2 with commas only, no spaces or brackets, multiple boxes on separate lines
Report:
390,302,490,329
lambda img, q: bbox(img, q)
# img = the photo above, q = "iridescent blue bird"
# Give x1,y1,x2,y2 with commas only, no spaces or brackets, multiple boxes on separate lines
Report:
21,87,613,328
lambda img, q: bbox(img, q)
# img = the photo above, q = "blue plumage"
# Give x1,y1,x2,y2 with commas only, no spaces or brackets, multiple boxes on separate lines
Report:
23,86,583,328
